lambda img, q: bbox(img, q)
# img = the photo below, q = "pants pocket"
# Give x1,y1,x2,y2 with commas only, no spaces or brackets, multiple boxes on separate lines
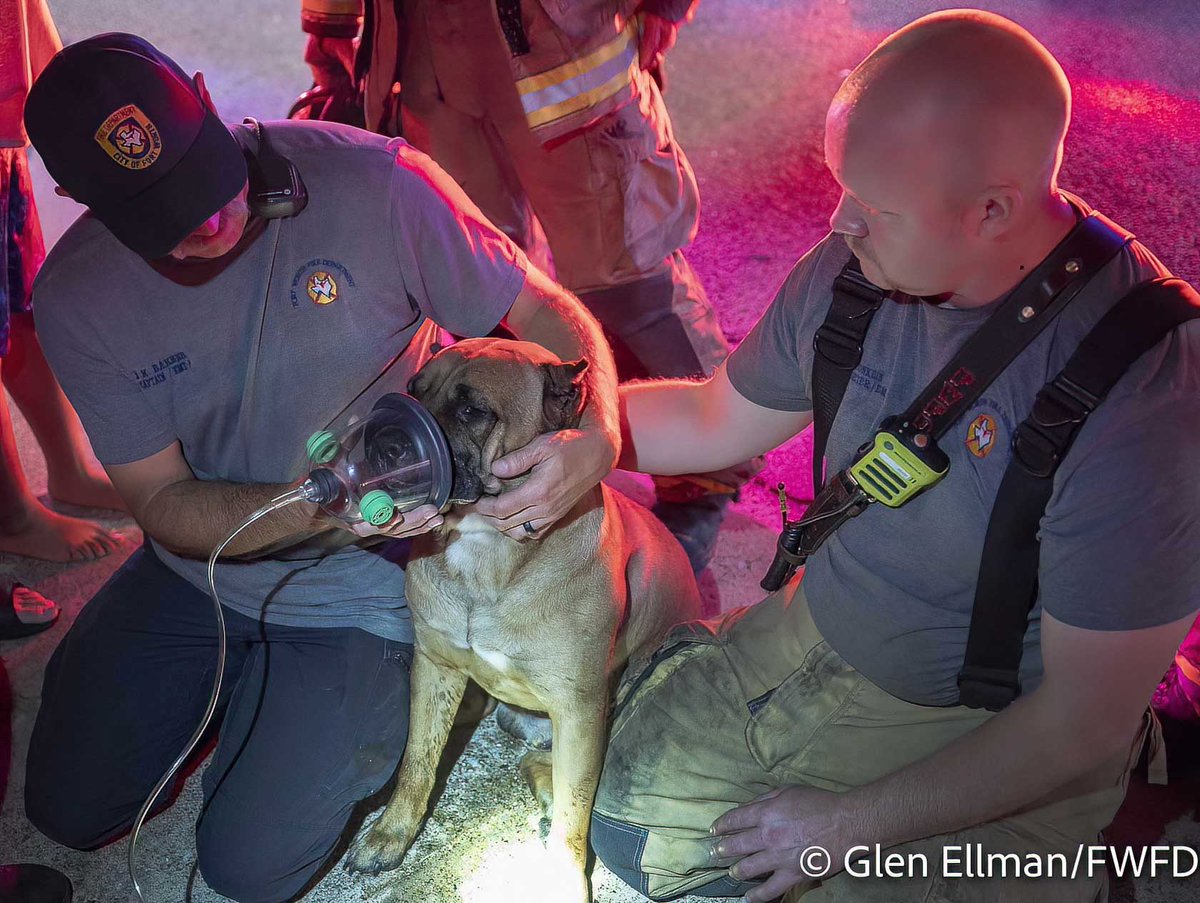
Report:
319,640,414,800
745,641,868,781
612,620,725,726
589,88,699,274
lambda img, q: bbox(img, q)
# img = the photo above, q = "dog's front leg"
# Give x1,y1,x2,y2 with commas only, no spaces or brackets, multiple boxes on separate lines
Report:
346,650,467,875
546,702,608,903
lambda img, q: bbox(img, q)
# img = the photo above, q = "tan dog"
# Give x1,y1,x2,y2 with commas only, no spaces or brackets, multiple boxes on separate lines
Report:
345,338,702,900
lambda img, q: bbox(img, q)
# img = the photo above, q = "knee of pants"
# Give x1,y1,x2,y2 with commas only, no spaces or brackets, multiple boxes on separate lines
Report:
23,750,118,850
23,789,108,851
197,814,324,903
590,810,658,900
590,810,751,902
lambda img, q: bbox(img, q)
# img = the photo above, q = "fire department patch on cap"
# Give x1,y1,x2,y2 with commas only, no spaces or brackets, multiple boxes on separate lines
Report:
307,271,338,305
965,413,998,458
94,104,162,170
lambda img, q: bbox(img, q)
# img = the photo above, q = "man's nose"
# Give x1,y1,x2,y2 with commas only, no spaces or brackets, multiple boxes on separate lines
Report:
191,211,221,239
829,192,868,237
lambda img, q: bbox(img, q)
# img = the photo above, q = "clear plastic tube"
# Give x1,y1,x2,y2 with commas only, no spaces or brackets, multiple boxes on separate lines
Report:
128,484,317,903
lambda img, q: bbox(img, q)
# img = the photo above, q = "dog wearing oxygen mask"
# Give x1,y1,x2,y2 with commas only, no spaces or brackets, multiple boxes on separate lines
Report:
345,338,702,902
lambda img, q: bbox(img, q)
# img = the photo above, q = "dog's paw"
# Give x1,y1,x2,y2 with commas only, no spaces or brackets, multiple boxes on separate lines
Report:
344,824,414,876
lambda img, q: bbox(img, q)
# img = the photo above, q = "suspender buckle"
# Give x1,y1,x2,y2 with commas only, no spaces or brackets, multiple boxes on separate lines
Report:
1015,375,1099,478
813,320,868,370
813,265,887,371
1012,421,1061,478
1031,375,1098,428
834,264,887,304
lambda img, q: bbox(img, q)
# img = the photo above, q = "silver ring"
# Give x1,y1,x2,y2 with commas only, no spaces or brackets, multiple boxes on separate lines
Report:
522,520,537,535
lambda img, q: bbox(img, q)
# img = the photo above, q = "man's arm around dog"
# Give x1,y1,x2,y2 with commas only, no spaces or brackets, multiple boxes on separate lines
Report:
471,264,621,539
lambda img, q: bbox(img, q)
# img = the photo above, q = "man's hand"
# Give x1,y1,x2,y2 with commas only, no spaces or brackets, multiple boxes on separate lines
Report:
295,34,362,125
711,785,856,903
638,12,679,71
333,504,443,541
466,428,617,541
497,266,621,539
303,34,355,87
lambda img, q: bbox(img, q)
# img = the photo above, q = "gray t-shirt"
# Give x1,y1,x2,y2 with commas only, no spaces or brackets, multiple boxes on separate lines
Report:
727,209,1200,706
33,121,527,642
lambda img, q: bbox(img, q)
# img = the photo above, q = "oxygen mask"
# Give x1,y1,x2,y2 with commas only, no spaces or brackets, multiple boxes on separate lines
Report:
303,393,453,526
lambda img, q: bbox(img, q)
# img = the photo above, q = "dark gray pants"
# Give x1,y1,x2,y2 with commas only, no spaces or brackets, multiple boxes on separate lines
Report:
24,544,412,903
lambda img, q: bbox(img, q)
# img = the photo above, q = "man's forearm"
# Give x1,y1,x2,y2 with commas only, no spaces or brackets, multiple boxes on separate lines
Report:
140,478,329,559
620,367,809,475
620,377,714,473
841,687,1137,851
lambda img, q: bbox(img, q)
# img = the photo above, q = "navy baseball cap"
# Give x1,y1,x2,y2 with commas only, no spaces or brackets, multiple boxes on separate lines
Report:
24,33,247,259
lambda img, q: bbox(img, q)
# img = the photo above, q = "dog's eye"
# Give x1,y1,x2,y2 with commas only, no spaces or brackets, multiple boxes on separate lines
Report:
455,401,493,424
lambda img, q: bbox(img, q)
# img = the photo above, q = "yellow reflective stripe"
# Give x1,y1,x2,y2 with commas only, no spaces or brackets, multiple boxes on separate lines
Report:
1176,651,1200,687
516,20,638,97
525,65,632,129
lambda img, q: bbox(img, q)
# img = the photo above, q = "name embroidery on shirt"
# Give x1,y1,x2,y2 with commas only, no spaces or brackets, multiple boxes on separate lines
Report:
851,365,889,398
127,351,192,390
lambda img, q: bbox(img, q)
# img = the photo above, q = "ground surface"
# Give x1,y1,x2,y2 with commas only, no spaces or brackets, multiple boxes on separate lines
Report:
1,1,1198,901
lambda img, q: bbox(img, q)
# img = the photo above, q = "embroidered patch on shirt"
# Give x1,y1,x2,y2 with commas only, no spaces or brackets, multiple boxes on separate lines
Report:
965,413,998,458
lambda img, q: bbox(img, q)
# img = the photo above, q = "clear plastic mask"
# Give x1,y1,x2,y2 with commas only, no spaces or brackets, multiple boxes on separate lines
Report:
304,393,453,526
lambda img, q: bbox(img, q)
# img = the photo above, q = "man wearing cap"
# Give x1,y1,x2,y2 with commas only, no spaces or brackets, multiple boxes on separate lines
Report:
20,33,619,902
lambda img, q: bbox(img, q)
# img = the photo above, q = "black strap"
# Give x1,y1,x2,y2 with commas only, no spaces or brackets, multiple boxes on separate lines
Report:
897,212,1130,441
496,0,531,55
811,257,886,492
959,277,1200,710
810,212,1129,494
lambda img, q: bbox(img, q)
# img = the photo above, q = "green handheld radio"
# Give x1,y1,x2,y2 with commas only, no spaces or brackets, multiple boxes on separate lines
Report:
848,417,950,507
760,416,949,591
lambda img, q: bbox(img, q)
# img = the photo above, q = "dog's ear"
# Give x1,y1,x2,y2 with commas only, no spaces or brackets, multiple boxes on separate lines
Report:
408,371,429,400
541,358,590,432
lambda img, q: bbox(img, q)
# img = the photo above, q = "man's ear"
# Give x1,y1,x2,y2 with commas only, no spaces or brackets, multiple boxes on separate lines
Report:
974,185,1021,240
193,71,218,116
541,358,590,432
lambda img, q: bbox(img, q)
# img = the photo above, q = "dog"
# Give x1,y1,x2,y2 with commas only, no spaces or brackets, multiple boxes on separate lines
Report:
345,338,702,901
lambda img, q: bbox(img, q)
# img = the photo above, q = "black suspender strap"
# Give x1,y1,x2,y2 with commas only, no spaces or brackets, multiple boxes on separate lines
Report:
765,213,1131,595
811,257,887,493
894,213,1130,443
958,277,1200,711
810,213,1129,494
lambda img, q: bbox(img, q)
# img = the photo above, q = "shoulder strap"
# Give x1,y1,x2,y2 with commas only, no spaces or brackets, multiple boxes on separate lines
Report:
959,277,1200,710
810,257,887,492
895,213,1130,442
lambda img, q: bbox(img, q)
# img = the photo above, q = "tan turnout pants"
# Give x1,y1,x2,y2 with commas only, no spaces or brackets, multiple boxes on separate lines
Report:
592,577,1151,902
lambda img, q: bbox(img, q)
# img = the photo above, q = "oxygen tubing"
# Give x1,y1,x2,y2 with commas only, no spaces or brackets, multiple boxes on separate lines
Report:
127,483,319,903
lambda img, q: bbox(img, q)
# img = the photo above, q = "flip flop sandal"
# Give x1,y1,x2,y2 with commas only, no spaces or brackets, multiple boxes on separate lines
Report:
0,584,60,640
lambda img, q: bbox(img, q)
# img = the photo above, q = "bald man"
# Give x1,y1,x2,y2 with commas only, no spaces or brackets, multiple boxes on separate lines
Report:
588,10,1200,903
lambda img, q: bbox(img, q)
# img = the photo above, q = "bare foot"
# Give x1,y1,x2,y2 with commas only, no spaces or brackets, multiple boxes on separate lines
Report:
48,466,128,512
0,504,122,562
